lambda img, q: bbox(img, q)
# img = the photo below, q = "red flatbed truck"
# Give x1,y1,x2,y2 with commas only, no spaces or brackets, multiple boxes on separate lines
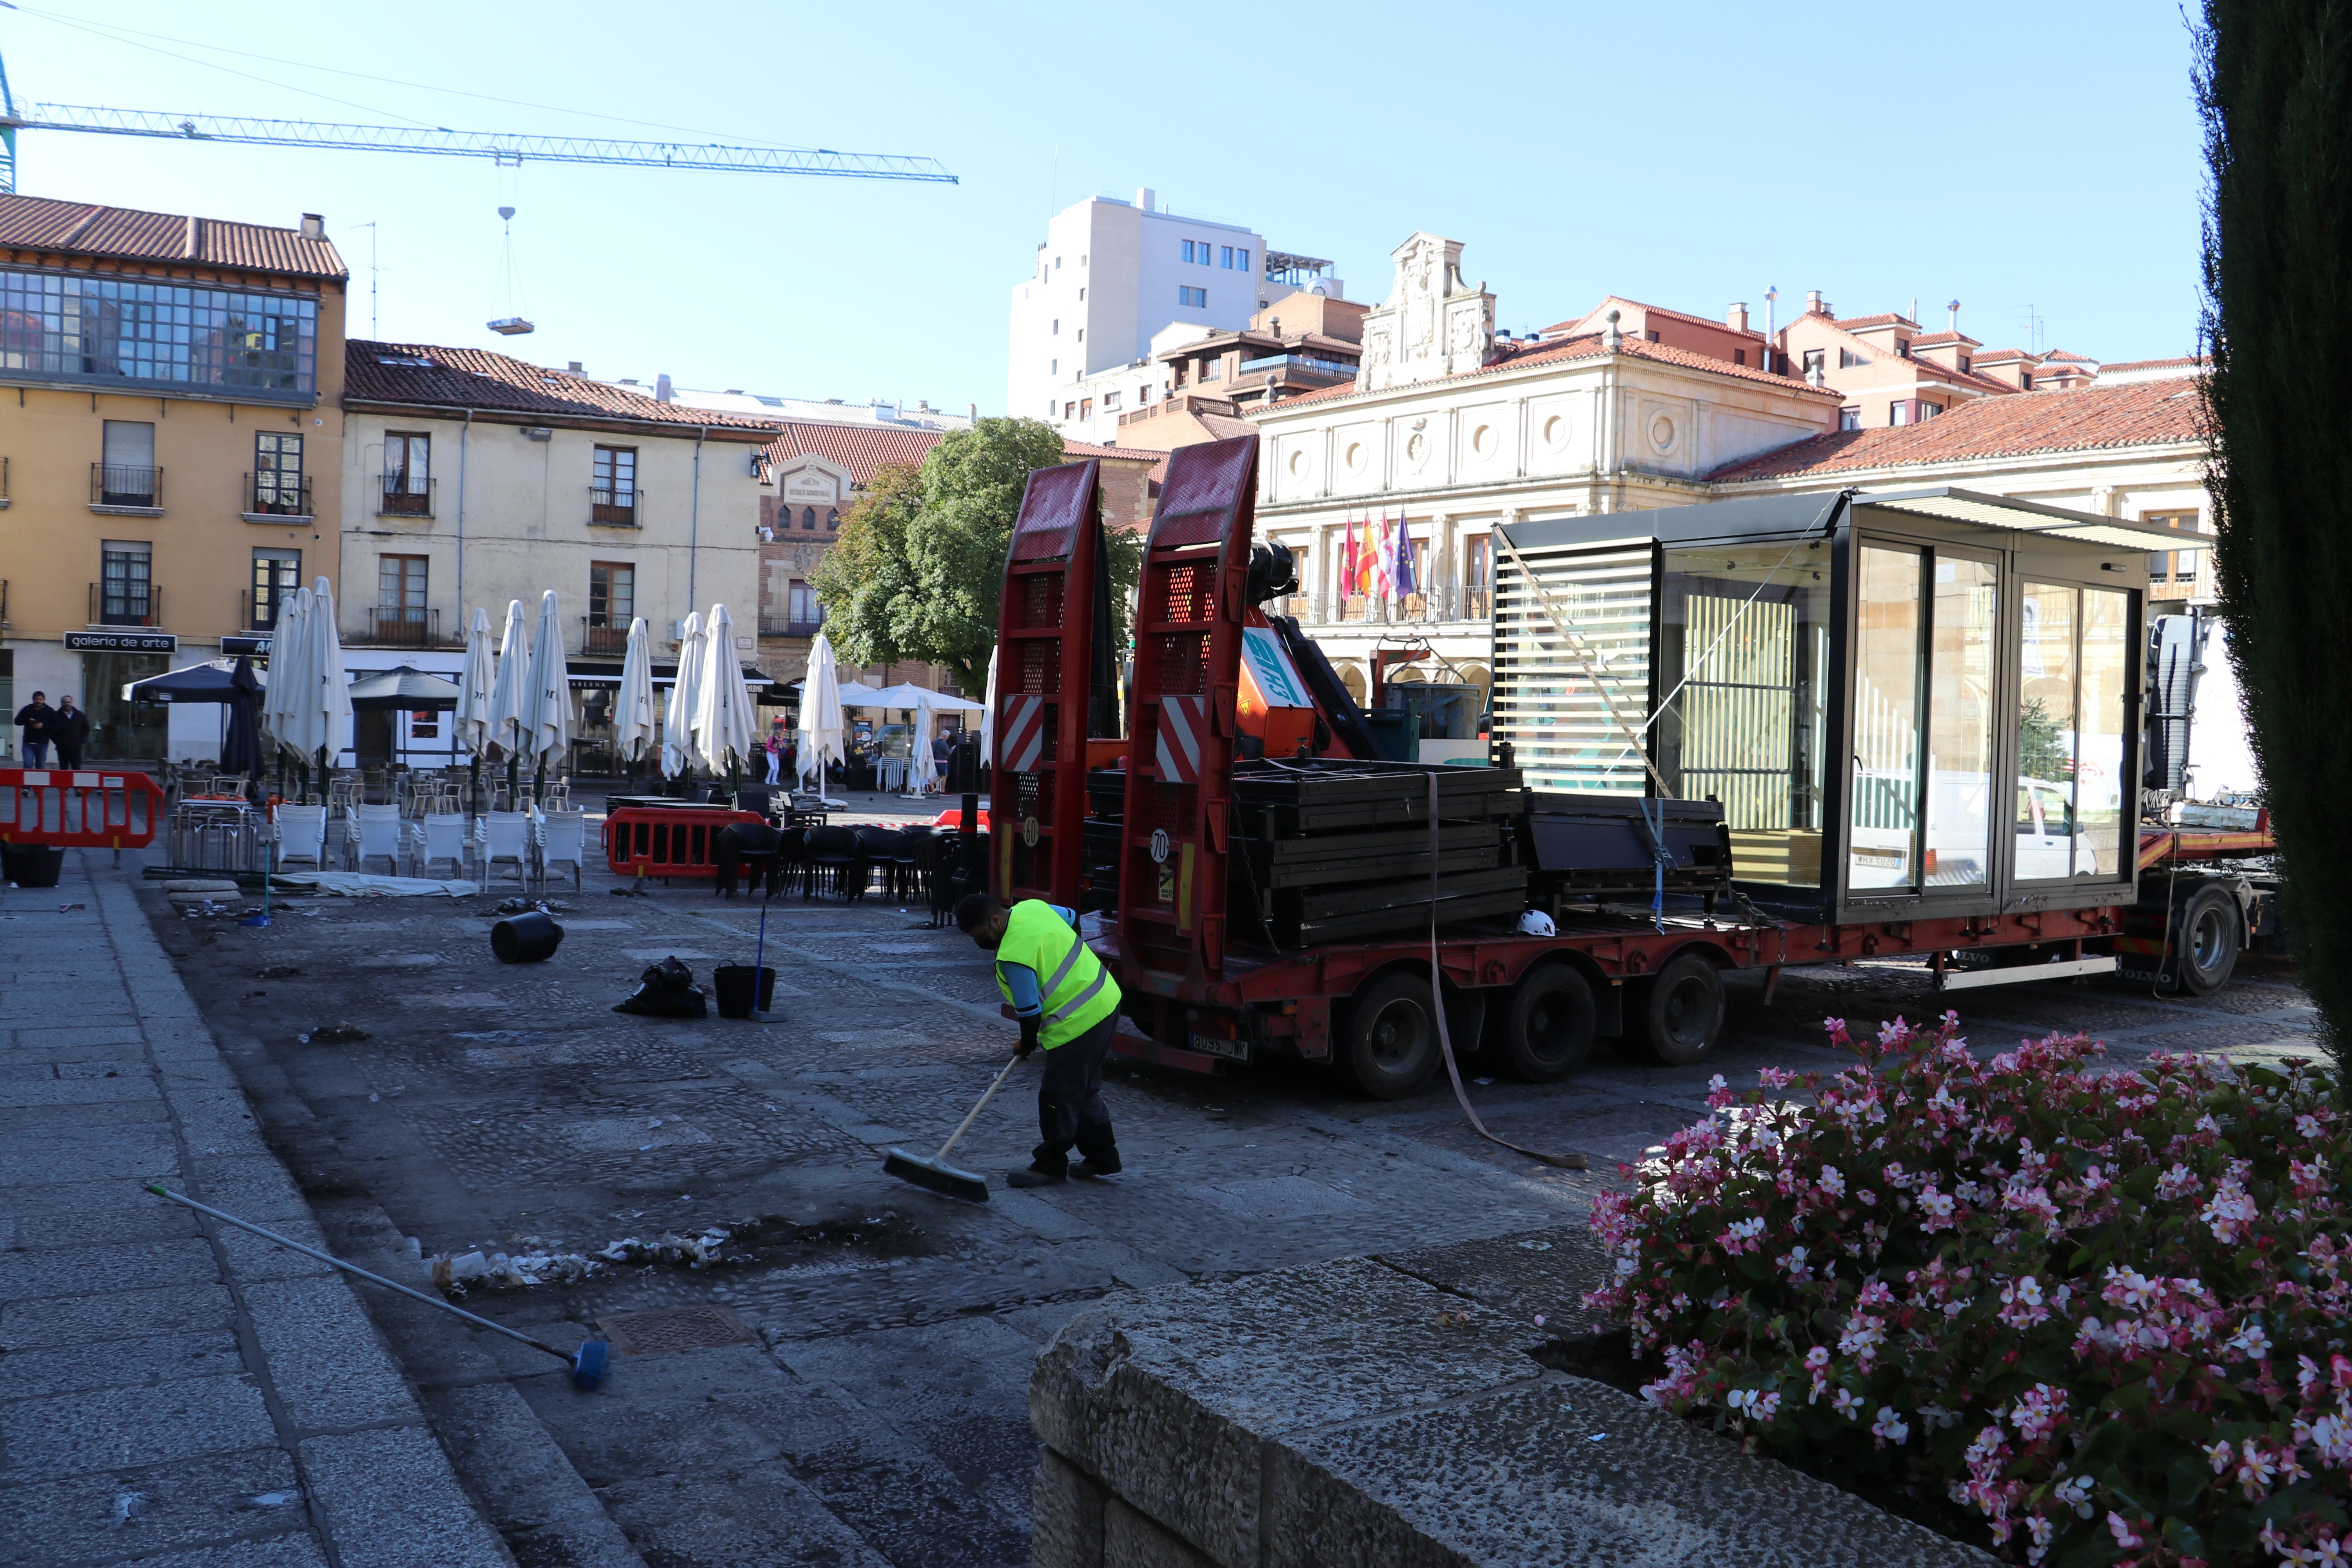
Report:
986,439,2275,1097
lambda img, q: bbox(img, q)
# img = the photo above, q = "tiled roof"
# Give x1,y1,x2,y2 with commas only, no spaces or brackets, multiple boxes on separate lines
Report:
1834,313,1917,331
1971,348,2035,364
1708,380,2207,482
346,341,777,434
2101,355,2208,372
1065,437,1171,486
1907,330,1981,349
0,191,346,279
1543,295,1764,341
1260,329,1839,415
2042,349,2098,364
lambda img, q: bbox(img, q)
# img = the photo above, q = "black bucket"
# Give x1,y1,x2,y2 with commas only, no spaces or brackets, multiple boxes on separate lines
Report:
4,843,64,889
712,964,776,1019
491,910,564,963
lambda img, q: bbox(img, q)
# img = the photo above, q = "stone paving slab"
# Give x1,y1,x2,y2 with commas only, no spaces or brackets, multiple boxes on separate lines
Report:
0,854,513,1568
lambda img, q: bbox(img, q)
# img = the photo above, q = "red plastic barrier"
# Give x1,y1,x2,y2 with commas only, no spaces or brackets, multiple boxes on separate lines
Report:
0,768,166,849
602,806,765,879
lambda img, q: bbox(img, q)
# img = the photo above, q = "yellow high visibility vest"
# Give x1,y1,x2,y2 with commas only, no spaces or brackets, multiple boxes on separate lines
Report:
995,899,1121,1049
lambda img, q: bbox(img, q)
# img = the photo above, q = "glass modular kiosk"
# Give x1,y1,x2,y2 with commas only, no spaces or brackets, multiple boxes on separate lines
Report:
1492,488,2194,927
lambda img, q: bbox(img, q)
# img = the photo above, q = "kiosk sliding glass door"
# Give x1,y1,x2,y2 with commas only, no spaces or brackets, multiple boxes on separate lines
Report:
2016,581,2132,882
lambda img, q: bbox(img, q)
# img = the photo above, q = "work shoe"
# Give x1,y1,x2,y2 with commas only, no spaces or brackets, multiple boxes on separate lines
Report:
1006,1167,1066,1188
1069,1158,1122,1180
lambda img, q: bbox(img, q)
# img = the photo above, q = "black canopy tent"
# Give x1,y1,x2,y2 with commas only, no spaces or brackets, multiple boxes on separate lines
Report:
342,666,461,773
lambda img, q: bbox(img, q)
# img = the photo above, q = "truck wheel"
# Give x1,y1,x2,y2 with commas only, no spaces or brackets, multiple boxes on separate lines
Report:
1631,953,1724,1067
1502,966,1596,1082
1343,972,1440,1100
2171,884,2241,995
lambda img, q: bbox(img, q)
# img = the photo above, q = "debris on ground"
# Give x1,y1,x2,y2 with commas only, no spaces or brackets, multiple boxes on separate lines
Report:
298,1022,371,1045
486,897,568,916
421,1212,926,1296
254,964,302,979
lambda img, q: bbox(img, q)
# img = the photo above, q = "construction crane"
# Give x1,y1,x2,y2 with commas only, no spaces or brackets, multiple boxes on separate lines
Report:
0,54,955,192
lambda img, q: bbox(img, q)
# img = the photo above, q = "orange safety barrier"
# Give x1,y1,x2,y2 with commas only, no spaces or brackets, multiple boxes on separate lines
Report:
602,806,766,880
0,768,167,849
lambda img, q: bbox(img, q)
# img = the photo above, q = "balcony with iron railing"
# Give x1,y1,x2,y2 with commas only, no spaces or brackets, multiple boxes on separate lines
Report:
582,620,630,656
378,475,435,517
244,471,314,520
1264,585,1493,628
91,463,162,513
758,614,826,639
590,485,641,527
89,582,163,628
364,606,443,647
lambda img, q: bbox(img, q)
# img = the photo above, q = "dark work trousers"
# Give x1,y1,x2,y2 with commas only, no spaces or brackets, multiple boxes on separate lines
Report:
1031,1012,1120,1176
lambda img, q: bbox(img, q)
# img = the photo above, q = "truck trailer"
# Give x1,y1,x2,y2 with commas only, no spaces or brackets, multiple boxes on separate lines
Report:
985,437,2272,1097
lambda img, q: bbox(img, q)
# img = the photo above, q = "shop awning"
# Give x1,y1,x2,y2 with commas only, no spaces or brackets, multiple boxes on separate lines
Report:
565,658,775,691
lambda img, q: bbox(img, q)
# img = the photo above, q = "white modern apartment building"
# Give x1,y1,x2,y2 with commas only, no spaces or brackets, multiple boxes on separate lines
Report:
1009,188,1334,442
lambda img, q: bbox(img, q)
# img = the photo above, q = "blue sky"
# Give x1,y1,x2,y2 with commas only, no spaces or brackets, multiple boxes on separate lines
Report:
5,1,2205,412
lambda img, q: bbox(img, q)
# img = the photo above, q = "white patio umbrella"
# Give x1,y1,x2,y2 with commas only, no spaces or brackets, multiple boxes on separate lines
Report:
612,616,657,771
832,680,889,707
693,603,760,783
454,606,495,761
518,588,570,786
486,599,529,763
797,631,846,804
977,645,1001,765
661,611,706,779
265,587,313,779
306,575,353,785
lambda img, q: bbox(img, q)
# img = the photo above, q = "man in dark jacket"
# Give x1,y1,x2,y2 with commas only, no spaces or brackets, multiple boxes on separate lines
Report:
50,696,91,768
13,691,55,766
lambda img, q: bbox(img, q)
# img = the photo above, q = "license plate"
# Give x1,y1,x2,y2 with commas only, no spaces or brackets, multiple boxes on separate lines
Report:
1188,1031,1249,1063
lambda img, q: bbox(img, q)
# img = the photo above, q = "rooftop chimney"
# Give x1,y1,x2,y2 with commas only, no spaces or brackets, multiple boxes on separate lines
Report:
1805,289,1826,316
1136,187,1155,213
655,373,674,403
1947,298,1962,332
567,360,583,372
299,213,324,240
1727,301,1749,333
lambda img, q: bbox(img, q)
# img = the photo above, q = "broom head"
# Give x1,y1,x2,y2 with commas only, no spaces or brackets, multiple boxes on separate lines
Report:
883,1148,991,1203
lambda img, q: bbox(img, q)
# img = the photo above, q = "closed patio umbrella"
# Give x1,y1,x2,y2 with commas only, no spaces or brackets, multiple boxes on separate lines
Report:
797,631,846,806
662,612,706,780
220,656,266,788
612,616,657,779
486,598,529,802
693,603,759,787
307,576,354,795
519,589,569,794
455,606,496,812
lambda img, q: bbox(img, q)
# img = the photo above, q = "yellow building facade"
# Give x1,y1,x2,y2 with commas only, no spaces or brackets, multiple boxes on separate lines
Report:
0,193,347,762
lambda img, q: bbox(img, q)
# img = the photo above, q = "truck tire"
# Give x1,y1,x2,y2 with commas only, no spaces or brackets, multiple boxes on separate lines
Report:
1631,952,1725,1067
2171,883,2241,995
1343,971,1441,1100
1501,965,1596,1082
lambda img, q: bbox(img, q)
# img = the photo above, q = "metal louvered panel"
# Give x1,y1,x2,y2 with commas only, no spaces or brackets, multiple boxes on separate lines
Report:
1492,543,1654,798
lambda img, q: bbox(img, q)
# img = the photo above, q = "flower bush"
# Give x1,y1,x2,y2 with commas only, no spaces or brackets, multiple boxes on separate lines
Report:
1586,1013,2352,1568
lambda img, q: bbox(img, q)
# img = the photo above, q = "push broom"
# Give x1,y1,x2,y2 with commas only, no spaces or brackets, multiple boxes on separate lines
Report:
882,1053,1025,1203
146,1185,611,1388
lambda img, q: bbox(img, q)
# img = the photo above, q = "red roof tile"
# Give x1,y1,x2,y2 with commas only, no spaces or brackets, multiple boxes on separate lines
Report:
2100,355,2208,372
1971,348,2036,365
761,425,1171,488
0,191,345,279
1543,295,1765,341
1906,330,1981,349
1833,313,1918,331
347,341,777,435
1258,330,1839,415
1709,380,2207,482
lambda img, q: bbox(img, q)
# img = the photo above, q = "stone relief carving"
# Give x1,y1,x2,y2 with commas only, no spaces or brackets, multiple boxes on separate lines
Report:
1358,231,1495,391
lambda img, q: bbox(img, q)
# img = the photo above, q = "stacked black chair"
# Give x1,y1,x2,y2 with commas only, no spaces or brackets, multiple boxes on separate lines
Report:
803,825,861,900
853,826,906,901
892,824,936,905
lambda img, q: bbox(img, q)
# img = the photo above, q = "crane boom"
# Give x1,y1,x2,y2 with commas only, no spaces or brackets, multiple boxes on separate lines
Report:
0,103,957,183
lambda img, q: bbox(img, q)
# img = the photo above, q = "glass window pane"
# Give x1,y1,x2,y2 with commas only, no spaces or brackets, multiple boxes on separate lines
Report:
2017,583,2080,881
2078,589,2131,876
1657,540,1832,886
1849,546,1924,889
1925,557,1998,887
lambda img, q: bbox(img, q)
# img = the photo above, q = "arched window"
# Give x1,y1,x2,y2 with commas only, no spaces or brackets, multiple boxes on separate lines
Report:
802,506,817,529
826,508,839,531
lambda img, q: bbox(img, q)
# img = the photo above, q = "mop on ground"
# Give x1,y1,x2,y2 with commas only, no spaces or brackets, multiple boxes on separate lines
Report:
882,1053,1026,1203
145,1185,610,1388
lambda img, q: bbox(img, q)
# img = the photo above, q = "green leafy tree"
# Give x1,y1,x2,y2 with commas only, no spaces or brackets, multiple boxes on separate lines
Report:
2198,0,2352,1059
812,417,1144,696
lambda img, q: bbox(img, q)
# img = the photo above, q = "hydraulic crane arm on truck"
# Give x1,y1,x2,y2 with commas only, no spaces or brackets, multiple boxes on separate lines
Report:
984,440,2277,1096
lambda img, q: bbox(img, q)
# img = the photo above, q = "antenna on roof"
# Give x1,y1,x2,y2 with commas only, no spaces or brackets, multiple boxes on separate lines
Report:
487,204,534,336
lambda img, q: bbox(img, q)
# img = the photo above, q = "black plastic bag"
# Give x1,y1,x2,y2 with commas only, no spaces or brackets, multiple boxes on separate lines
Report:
613,955,708,1018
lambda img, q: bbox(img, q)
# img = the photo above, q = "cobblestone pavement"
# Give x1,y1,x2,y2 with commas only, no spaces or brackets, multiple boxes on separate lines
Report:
126,830,2319,1568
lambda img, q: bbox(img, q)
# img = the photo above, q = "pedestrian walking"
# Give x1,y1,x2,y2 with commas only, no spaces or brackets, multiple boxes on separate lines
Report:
764,726,784,785
51,696,90,768
955,893,1123,1187
13,690,56,767
930,729,951,795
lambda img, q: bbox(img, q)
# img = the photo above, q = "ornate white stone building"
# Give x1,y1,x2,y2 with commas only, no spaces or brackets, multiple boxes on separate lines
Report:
1247,233,2211,717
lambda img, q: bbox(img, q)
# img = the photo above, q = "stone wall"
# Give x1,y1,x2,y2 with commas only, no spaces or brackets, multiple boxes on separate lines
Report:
1030,1224,1997,1568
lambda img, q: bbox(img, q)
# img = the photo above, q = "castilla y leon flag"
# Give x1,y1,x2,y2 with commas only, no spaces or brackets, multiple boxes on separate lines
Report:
1368,512,1393,600
1339,512,1359,597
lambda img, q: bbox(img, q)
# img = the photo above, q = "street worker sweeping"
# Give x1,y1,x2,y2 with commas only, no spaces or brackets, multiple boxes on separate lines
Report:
956,892,1123,1187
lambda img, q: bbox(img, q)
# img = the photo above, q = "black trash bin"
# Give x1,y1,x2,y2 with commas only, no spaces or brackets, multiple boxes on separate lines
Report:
490,910,564,963
3,843,64,889
712,964,776,1019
